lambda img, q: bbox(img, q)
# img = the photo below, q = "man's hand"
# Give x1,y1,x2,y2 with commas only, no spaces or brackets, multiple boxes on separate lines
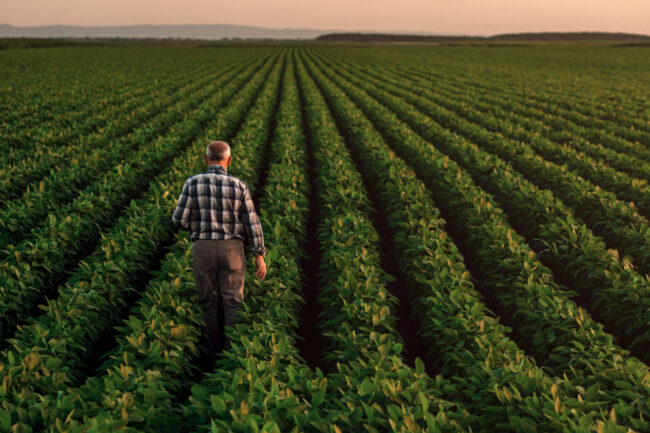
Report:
254,255,267,280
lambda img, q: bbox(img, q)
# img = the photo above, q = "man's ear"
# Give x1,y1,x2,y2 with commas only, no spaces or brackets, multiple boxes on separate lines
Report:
204,154,208,164
227,155,233,166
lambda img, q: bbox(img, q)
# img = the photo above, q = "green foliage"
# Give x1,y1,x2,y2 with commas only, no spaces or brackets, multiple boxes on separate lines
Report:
0,50,282,432
0,53,270,345
0,43,648,433
0,53,250,247
297,54,469,431
300,50,642,431
305,48,650,431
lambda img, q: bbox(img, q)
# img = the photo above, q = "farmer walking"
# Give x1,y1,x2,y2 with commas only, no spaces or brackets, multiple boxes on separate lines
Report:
172,140,266,362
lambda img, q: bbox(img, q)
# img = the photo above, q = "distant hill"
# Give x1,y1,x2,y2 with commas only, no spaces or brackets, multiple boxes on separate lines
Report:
0,24,335,40
316,32,650,43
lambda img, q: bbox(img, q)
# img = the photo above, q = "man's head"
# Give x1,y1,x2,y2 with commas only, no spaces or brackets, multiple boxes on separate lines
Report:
205,140,232,168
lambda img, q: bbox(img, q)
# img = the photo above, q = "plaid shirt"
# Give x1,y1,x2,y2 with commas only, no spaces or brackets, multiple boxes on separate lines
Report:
172,165,265,256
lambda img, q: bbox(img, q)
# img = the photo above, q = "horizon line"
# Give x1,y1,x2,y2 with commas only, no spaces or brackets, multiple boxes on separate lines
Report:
1,23,648,38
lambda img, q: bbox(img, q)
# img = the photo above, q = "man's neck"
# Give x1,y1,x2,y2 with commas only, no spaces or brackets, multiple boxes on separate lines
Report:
207,162,228,171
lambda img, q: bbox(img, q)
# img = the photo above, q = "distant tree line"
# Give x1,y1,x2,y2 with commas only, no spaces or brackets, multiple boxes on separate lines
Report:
0,37,108,49
2,31,649,50
0,36,311,50
316,32,650,43
315,33,482,43
492,32,650,41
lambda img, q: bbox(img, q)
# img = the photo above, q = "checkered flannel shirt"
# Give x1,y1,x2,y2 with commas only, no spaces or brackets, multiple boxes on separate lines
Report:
172,165,265,256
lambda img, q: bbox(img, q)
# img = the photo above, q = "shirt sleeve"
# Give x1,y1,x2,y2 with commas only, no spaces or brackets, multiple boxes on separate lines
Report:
172,179,192,231
241,184,266,256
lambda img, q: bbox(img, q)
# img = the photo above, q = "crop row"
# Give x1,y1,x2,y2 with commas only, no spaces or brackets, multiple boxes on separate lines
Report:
372,58,650,217
2,45,646,432
2,68,174,160
352,55,650,190
416,70,650,277
306,49,647,430
0,55,254,250
372,48,649,142
52,48,287,433
0,50,254,207
0,53,276,345
180,50,328,433
317,50,650,361
437,76,650,194
183,50,470,433
305,50,650,431
296,53,469,432
0,46,235,153
332,54,650,294
0,52,206,160
0,49,151,152
301,51,636,432
422,69,650,167
464,77,649,144
423,62,648,148
0,50,284,432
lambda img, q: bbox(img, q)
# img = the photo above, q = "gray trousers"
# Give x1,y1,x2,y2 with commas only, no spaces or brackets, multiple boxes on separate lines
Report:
192,239,246,360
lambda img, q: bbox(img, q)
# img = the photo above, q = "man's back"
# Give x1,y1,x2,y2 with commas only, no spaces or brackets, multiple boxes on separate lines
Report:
172,164,265,256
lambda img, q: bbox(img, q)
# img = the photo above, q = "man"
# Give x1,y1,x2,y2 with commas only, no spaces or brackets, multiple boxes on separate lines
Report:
172,140,266,362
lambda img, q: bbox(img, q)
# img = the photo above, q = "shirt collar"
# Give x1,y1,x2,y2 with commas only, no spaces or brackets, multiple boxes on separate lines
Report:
208,164,227,173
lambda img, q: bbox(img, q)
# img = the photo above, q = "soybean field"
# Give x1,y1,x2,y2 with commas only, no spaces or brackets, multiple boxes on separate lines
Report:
0,43,649,432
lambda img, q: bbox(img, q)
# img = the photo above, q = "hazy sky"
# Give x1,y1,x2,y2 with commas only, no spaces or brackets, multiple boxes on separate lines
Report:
4,0,649,35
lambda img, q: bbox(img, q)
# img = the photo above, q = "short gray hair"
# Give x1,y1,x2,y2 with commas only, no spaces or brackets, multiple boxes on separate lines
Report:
206,140,231,161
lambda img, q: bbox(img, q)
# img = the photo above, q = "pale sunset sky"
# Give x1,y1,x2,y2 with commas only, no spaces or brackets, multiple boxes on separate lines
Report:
4,0,649,35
